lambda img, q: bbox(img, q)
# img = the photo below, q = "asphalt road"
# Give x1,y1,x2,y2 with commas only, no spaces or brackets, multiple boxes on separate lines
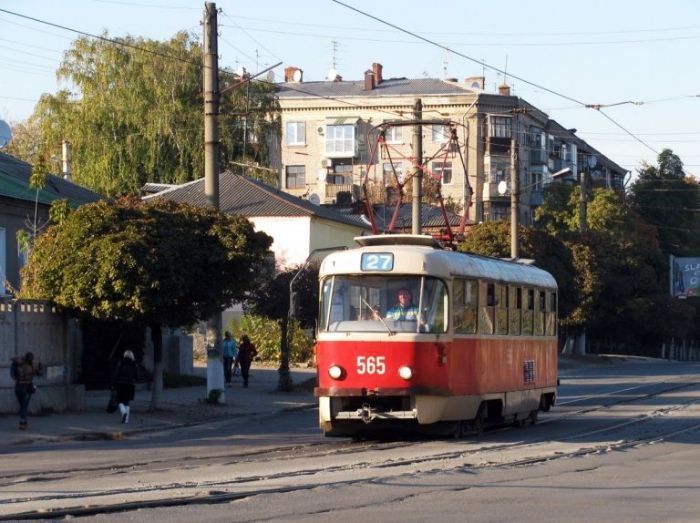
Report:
2,357,700,522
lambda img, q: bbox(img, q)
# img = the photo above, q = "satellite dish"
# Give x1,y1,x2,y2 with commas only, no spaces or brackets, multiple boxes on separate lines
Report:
265,70,275,83
497,180,508,195
292,69,303,82
326,68,338,81
308,193,321,206
0,120,12,149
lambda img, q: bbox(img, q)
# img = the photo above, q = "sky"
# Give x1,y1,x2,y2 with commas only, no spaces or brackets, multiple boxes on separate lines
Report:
1,0,700,180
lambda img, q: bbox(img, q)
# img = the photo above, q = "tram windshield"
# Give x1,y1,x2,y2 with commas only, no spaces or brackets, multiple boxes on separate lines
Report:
320,275,448,334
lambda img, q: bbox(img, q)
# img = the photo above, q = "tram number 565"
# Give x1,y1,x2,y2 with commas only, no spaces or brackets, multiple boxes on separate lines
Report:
357,356,386,375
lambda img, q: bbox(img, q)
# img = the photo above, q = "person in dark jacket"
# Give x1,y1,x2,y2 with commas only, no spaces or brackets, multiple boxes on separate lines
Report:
113,350,138,424
10,352,43,430
237,335,258,388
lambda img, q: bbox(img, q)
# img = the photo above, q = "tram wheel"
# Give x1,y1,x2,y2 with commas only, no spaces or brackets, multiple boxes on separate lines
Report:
529,409,539,425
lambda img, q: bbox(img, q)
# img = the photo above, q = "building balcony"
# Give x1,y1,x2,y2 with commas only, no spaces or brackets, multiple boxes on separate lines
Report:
324,183,360,202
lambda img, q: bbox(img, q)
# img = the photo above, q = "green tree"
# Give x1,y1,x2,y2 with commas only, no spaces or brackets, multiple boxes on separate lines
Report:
19,197,272,408
630,149,700,257
244,263,320,390
26,32,280,196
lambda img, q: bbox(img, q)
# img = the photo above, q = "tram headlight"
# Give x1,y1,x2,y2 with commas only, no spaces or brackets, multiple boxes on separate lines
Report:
328,365,344,380
398,365,413,380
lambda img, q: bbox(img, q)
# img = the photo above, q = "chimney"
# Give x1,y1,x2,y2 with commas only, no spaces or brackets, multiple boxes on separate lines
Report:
62,140,71,181
364,69,375,90
498,84,511,96
465,76,485,90
372,62,383,85
284,66,303,82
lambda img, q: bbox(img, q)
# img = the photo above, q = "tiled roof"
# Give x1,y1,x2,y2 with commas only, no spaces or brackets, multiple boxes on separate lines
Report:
0,152,101,206
143,170,371,230
336,203,464,231
277,77,473,99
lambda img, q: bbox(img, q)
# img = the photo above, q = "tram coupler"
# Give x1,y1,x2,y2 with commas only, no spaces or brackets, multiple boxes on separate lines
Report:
359,403,376,424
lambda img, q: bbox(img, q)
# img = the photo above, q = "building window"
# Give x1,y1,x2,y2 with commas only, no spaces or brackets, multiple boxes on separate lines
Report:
490,161,509,183
383,162,403,185
285,165,306,189
432,124,449,143
325,124,355,156
384,125,402,144
432,161,452,184
490,116,512,138
328,163,353,184
285,122,305,146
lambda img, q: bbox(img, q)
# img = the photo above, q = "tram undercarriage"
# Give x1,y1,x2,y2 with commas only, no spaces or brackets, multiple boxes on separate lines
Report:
318,388,556,438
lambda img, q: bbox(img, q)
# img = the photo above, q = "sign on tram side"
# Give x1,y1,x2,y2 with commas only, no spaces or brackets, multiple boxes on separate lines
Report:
670,255,700,299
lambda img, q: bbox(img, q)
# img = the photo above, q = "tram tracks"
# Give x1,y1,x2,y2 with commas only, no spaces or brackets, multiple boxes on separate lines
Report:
2,376,700,520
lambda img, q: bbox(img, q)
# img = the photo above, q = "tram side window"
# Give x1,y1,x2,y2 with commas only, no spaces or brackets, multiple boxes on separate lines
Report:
454,279,477,334
478,281,495,334
420,278,449,333
545,290,558,336
534,289,545,336
508,286,521,335
495,283,508,334
522,287,534,335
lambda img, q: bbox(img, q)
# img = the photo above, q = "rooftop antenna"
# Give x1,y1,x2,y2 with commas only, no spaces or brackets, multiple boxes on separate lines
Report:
327,39,340,81
504,55,508,85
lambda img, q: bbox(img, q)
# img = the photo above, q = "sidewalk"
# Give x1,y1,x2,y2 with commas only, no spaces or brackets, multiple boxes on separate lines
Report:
1,364,318,447
1,355,655,447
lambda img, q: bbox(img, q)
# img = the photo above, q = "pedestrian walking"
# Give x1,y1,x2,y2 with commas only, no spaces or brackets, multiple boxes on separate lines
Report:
237,334,258,388
112,350,138,424
10,352,43,430
222,331,238,386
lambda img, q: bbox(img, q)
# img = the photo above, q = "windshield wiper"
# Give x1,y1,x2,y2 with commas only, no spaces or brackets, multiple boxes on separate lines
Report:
361,296,395,335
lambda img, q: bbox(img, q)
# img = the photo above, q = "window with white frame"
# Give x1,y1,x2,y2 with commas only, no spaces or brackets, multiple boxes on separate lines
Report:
432,124,449,143
382,162,403,185
490,116,512,138
384,125,402,143
285,165,306,189
432,161,453,184
325,124,355,156
285,121,306,146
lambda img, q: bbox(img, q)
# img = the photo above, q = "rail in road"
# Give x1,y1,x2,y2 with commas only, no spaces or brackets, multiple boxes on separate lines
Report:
2,369,700,520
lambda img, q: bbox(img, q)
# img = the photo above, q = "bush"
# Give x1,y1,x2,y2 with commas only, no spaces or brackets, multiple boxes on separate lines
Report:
228,314,314,364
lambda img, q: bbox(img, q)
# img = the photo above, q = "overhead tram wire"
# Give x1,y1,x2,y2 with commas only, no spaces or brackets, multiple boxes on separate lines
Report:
0,6,206,72
331,0,664,168
0,6,413,123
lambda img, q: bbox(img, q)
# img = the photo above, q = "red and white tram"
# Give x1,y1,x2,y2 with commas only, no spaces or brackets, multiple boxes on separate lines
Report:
314,234,558,437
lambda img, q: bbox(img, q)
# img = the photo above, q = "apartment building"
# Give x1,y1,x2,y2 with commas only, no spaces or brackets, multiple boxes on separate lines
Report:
273,63,627,226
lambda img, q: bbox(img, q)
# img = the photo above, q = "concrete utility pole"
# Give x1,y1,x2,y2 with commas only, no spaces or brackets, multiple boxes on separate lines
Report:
412,99,423,235
574,166,588,356
203,1,225,401
510,137,519,260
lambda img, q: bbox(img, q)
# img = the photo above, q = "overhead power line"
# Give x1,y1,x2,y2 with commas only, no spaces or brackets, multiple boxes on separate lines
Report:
331,0,663,165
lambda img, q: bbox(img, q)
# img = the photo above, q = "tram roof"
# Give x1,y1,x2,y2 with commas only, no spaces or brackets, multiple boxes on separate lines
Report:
320,235,557,289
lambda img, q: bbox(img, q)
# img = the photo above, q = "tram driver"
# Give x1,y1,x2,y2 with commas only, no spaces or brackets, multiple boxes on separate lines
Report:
382,287,419,321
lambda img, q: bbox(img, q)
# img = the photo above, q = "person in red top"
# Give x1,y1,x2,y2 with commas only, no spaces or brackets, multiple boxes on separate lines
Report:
237,334,258,388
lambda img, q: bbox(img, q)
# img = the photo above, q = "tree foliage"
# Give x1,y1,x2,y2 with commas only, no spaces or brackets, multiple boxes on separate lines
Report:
20,197,272,326
629,149,700,257
23,32,280,196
